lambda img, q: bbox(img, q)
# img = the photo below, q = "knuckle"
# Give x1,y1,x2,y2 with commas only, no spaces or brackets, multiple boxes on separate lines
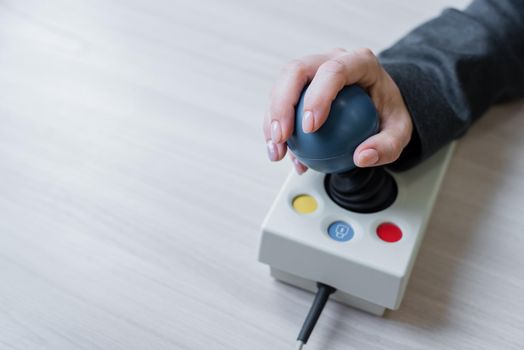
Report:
319,58,346,75
283,59,308,78
351,48,380,81
355,47,375,59
354,48,378,68
329,47,347,55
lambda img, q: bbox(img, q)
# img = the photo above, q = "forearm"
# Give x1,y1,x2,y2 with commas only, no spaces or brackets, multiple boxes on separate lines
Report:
379,0,524,170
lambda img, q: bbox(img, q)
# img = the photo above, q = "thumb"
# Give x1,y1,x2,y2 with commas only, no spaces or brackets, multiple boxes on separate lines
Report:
353,126,411,167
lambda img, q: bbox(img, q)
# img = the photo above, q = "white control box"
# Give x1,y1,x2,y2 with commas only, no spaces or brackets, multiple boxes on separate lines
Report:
258,144,454,315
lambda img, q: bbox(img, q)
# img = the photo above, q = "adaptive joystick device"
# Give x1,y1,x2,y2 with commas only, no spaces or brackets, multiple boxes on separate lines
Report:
258,84,455,348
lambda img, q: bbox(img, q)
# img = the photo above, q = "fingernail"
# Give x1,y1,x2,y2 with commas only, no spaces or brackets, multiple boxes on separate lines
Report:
302,110,314,133
293,158,306,175
267,140,278,161
271,120,282,143
357,149,379,167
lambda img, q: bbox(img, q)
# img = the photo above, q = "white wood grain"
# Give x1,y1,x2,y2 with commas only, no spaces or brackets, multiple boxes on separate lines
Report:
1,0,523,349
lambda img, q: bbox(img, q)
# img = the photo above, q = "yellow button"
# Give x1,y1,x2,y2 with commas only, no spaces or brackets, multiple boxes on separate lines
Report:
292,194,318,214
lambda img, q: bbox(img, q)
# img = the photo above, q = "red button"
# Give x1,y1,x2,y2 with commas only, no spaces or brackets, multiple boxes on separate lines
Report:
376,223,402,242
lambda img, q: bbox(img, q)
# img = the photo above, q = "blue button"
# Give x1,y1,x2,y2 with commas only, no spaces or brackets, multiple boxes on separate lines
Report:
327,221,354,242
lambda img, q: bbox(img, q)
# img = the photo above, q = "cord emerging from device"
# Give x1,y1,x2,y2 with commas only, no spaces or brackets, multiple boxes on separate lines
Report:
295,282,336,349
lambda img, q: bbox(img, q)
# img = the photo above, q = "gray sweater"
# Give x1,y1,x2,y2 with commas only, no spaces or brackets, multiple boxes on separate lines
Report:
379,0,524,170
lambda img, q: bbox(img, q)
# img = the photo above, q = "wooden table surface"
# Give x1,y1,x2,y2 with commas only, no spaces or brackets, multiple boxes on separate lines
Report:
1,1,523,349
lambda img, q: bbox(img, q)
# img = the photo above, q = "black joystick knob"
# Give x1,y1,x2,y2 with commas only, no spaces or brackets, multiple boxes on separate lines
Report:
286,85,398,213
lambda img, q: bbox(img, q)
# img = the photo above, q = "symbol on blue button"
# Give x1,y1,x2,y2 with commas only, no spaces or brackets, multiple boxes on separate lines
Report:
327,221,354,242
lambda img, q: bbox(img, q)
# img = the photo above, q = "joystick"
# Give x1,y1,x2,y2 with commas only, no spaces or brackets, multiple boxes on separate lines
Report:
258,83,455,348
287,85,398,213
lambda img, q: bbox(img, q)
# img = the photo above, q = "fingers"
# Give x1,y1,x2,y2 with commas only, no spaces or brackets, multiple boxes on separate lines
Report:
265,53,333,146
265,140,287,162
353,113,412,167
302,48,380,133
264,51,338,162
289,153,308,175
263,112,288,161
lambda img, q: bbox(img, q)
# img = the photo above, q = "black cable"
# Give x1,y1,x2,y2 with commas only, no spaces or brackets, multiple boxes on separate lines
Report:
296,282,336,349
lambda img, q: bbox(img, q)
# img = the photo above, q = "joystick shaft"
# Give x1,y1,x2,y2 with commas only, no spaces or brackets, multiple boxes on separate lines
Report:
325,167,398,213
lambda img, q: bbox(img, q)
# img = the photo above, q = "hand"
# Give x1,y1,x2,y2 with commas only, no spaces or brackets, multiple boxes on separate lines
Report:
263,48,413,174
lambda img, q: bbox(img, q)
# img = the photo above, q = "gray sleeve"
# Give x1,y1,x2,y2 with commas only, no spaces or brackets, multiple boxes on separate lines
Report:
379,0,524,170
